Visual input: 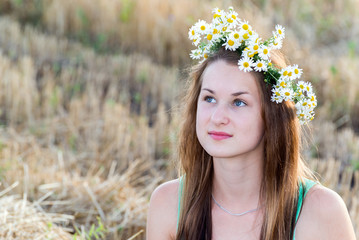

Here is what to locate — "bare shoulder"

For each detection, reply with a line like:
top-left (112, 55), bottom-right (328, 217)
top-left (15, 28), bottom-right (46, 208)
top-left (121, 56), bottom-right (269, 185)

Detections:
top-left (295, 184), bottom-right (356, 240)
top-left (146, 178), bottom-right (181, 240)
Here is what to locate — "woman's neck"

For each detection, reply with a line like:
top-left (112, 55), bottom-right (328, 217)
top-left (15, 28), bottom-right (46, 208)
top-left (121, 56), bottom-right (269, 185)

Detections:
top-left (212, 154), bottom-right (263, 212)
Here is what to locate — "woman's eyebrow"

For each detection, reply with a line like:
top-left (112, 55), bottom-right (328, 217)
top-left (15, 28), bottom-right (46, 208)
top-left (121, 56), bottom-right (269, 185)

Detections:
top-left (231, 91), bottom-right (249, 96)
top-left (201, 88), bottom-right (249, 96)
top-left (202, 88), bottom-right (214, 94)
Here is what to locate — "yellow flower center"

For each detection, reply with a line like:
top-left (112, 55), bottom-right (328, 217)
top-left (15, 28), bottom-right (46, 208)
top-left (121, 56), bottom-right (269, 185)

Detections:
top-left (232, 14), bottom-right (236, 19)
top-left (257, 63), bottom-right (263, 67)
top-left (204, 53), bottom-right (208, 59)
top-left (263, 49), bottom-right (268, 54)
top-left (242, 24), bottom-right (249, 30)
top-left (201, 25), bottom-right (206, 31)
top-left (302, 102), bottom-right (307, 106)
top-left (213, 29), bottom-right (219, 34)
top-left (253, 45), bottom-right (259, 50)
top-left (234, 33), bottom-right (240, 39)
top-left (268, 62), bottom-right (272, 66)
top-left (213, 14), bottom-right (220, 19)
top-left (191, 30), bottom-right (195, 36)
top-left (207, 34), bottom-right (212, 40)
top-left (243, 33), bottom-right (249, 39)
top-left (278, 29), bottom-right (282, 35)
top-left (280, 81), bottom-right (286, 87)
top-left (294, 68), bottom-right (299, 74)
top-left (285, 92), bottom-right (290, 96)
top-left (283, 71), bottom-right (288, 76)
top-left (243, 62), bottom-right (249, 68)
top-left (275, 92), bottom-right (280, 96)
top-left (222, 27), bottom-right (227, 31)
top-left (227, 18), bottom-right (234, 23)
top-left (299, 84), bottom-right (304, 89)
top-left (311, 96), bottom-right (315, 101)
top-left (228, 40), bottom-right (235, 46)
top-left (288, 72), bottom-right (292, 77)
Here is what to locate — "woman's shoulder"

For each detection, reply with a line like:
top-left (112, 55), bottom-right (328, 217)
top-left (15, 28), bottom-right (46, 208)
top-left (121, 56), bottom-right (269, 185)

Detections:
top-left (295, 184), bottom-right (356, 239)
top-left (146, 178), bottom-right (181, 240)
top-left (152, 178), bottom-right (181, 199)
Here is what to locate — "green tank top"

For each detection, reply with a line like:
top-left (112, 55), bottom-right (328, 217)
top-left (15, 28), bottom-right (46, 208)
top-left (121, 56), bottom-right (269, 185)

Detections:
top-left (176, 177), bottom-right (317, 239)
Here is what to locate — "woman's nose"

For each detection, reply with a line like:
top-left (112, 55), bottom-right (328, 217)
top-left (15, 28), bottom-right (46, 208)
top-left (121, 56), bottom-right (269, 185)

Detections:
top-left (210, 104), bottom-right (230, 125)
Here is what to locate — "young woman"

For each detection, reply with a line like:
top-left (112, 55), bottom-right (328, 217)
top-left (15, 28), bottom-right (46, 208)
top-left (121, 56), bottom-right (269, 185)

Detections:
top-left (147, 7), bottom-right (356, 240)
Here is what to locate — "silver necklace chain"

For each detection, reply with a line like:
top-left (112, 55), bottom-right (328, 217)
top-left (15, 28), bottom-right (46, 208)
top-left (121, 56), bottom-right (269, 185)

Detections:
top-left (211, 194), bottom-right (259, 217)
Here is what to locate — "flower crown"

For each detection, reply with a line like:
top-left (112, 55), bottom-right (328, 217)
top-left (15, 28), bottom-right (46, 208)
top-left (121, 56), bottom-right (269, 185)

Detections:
top-left (188, 7), bottom-right (317, 124)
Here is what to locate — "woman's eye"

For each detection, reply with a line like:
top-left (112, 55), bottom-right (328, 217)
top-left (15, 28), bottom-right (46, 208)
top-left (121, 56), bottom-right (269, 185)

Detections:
top-left (233, 99), bottom-right (246, 107)
top-left (204, 96), bottom-right (216, 103)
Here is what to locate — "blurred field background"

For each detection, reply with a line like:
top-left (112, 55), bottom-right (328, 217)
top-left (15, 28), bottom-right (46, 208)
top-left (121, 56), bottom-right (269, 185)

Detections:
top-left (0, 0), bottom-right (358, 239)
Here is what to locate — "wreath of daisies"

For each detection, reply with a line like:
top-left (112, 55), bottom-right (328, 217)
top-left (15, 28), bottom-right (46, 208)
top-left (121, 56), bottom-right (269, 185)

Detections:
top-left (188, 7), bottom-right (317, 124)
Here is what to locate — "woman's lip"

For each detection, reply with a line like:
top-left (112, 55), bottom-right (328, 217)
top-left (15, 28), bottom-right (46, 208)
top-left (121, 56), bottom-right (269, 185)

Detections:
top-left (208, 131), bottom-right (233, 140)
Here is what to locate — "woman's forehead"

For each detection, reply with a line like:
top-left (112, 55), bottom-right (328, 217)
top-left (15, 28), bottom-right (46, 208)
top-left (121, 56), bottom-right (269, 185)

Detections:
top-left (201, 60), bottom-right (259, 95)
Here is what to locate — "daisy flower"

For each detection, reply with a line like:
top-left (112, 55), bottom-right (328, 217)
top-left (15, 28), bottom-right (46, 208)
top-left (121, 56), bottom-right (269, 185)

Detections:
top-left (212, 7), bottom-right (222, 15)
top-left (241, 32), bottom-right (250, 41)
top-left (271, 95), bottom-right (283, 104)
top-left (188, 26), bottom-right (199, 40)
top-left (308, 93), bottom-right (317, 106)
top-left (295, 106), bottom-right (310, 124)
top-left (247, 30), bottom-right (258, 40)
top-left (195, 20), bottom-right (209, 35)
top-left (274, 24), bottom-right (285, 39)
top-left (190, 49), bottom-right (202, 60)
top-left (282, 88), bottom-right (294, 101)
top-left (292, 64), bottom-right (303, 79)
top-left (254, 60), bottom-right (267, 72)
top-left (248, 42), bottom-right (261, 56)
top-left (297, 81), bottom-right (306, 92)
top-left (271, 88), bottom-right (284, 103)
top-left (239, 20), bottom-right (252, 32)
top-left (303, 82), bottom-right (313, 93)
top-left (238, 56), bottom-right (254, 72)
top-left (258, 45), bottom-right (270, 60)
top-left (192, 37), bottom-right (201, 46)
top-left (223, 36), bottom-right (240, 51)
top-left (225, 10), bottom-right (239, 27)
top-left (229, 31), bottom-right (242, 42)
top-left (276, 77), bottom-right (289, 88)
top-left (280, 67), bottom-right (293, 79)
top-left (271, 37), bottom-right (283, 49)
top-left (229, 11), bottom-right (238, 21)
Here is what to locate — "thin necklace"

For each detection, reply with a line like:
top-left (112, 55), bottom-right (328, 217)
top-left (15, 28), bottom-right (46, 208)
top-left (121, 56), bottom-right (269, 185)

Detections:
top-left (211, 194), bottom-right (259, 217)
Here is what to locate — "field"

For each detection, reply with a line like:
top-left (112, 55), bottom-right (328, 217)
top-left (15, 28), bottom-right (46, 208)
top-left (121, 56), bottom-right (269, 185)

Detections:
top-left (0, 0), bottom-right (358, 239)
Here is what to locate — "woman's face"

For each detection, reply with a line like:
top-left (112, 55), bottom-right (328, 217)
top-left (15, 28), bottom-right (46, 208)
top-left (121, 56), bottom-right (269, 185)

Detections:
top-left (196, 60), bottom-right (265, 160)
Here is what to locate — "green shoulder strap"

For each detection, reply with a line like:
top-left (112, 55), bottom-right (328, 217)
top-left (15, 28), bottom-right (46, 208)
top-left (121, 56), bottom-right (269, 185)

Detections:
top-left (177, 176), bottom-right (184, 231)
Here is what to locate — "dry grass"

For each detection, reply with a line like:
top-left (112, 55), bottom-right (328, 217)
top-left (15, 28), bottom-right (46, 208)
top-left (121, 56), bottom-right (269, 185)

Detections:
top-left (0, 127), bottom-right (164, 239)
top-left (0, 188), bottom-right (74, 239)
top-left (0, 16), bottom-right (178, 238)
top-left (0, 0), bottom-right (358, 239)
top-left (308, 158), bottom-right (359, 237)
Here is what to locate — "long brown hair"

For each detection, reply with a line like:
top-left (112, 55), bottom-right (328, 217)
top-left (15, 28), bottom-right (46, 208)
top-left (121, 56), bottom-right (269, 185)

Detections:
top-left (176, 48), bottom-right (312, 240)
